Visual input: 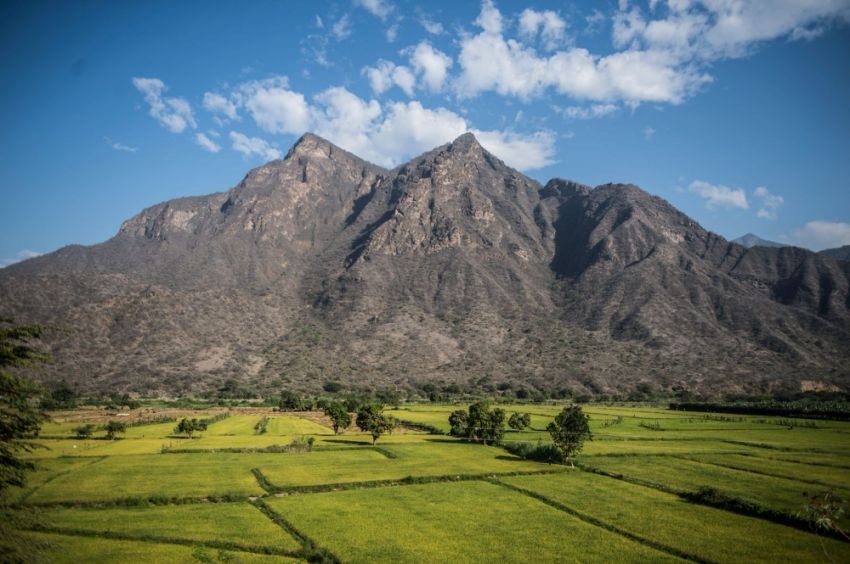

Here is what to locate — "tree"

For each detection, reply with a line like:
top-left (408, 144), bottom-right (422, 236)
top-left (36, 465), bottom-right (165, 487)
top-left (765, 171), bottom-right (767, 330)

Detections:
top-left (508, 412), bottom-right (531, 431)
top-left (0, 318), bottom-right (49, 562)
top-left (448, 401), bottom-right (506, 445)
top-left (73, 424), bottom-right (96, 439)
top-left (323, 401), bottom-right (352, 435)
top-left (173, 417), bottom-right (207, 438)
top-left (103, 420), bottom-right (127, 440)
top-left (547, 404), bottom-right (592, 465)
top-left (355, 405), bottom-right (395, 445)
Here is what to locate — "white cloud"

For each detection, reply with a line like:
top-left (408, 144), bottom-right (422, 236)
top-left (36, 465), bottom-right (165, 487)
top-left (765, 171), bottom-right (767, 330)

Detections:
top-left (103, 136), bottom-right (137, 152)
top-left (202, 92), bottom-right (239, 121)
top-left (689, 180), bottom-right (748, 210)
top-left (420, 16), bottom-right (444, 35)
top-left (237, 76), bottom-right (311, 135)
top-left (474, 0), bottom-right (504, 34)
top-left (409, 42), bottom-right (453, 92)
top-left (354, 0), bottom-right (393, 20)
top-left (561, 104), bottom-right (618, 119)
top-left (195, 132), bottom-right (222, 153)
top-left (455, 3), bottom-right (711, 104)
top-left (471, 128), bottom-right (556, 170)
top-left (1, 249), bottom-right (43, 268)
top-left (754, 186), bottom-right (784, 220)
top-left (789, 220), bottom-right (850, 251)
top-left (518, 8), bottom-right (568, 50)
top-left (332, 14), bottom-right (352, 40)
top-left (585, 9), bottom-right (606, 34)
top-left (132, 77), bottom-right (196, 133)
top-left (229, 131), bottom-right (281, 161)
top-left (643, 125), bottom-right (656, 140)
top-left (386, 23), bottom-right (399, 42)
top-left (362, 60), bottom-right (416, 96)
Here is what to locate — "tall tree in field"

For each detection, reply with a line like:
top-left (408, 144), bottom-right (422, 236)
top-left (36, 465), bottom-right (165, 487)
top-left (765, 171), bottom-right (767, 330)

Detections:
top-left (323, 401), bottom-right (352, 435)
top-left (448, 401), bottom-right (506, 445)
top-left (0, 317), bottom-right (49, 562)
top-left (547, 405), bottom-right (592, 466)
top-left (355, 405), bottom-right (395, 445)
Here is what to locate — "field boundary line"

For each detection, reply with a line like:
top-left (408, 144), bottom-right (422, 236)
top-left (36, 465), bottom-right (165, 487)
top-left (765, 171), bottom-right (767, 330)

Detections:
top-left (19, 456), bottom-right (108, 504)
top-left (25, 524), bottom-right (301, 558)
top-left (489, 479), bottom-right (713, 563)
top-left (259, 468), bottom-right (567, 495)
top-left (251, 498), bottom-right (340, 563)
top-left (20, 493), bottom-right (251, 509)
top-left (671, 455), bottom-right (850, 491)
top-left (735, 451), bottom-right (850, 471)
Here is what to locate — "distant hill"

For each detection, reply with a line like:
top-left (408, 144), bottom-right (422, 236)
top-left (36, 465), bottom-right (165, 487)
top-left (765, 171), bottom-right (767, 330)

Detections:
top-left (2, 133), bottom-right (849, 396)
top-left (820, 245), bottom-right (850, 261)
top-left (732, 233), bottom-right (785, 248)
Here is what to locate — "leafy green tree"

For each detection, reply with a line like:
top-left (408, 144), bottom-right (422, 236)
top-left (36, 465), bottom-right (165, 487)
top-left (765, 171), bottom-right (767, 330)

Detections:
top-left (355, 405), bottom-right (395, 445)
top-left (103, 420), bottom-right (127, 440)
top-left (508, 412), bottom-right (531, 431)
top-left (279, 390), bottom-right (309, 411)
top-left (173, 417), bottom-right (207, 438)
top-left (323, 401), bottom-right (352, 435)
top-left (547, 405), bottom-right (592, 465)
top-left (448, 401), bottom-right (506, 445)
top-left (73, 424), bottom-right (96, 439)
top-left (0, 318), bottom-right (49, 562)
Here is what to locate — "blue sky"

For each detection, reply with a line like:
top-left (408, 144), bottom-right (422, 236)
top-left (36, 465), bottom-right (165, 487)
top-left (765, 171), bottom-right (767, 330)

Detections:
top-left (2, 0), bottom-right (850, 266)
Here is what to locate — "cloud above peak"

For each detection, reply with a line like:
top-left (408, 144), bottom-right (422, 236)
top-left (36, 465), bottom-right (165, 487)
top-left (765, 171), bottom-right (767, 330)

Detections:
top-left (132, 77), bottom-right (196, 133)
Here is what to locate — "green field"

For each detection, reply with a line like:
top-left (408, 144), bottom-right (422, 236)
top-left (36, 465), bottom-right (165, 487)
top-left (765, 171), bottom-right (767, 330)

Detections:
top-left (10, 405), bottom-right (850, 562)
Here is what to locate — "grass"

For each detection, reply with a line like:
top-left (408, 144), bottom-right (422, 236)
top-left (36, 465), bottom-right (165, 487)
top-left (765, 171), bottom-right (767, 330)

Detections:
top-left (39, 501), bottom-right (301, 552)
top-left (16, 404), bottom-right (850, 563)
top-left (499, 471), bottom-right (850, 563)
top-left (23, 531), bottom-right (298, 563)
top-left (265, 481), bottom-right (682, 563)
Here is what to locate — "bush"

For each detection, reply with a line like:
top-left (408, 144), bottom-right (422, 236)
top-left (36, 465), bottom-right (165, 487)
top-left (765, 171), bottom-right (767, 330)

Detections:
top-left (503, 441), bottom-right (563, 463)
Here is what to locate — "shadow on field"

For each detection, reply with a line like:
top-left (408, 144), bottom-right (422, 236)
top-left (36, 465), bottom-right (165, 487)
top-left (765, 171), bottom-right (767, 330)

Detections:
top-left (323, 439), bottom-right (374, 446)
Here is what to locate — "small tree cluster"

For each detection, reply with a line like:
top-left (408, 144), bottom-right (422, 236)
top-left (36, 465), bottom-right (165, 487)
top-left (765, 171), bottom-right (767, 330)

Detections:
top-left (356, 405), bottom-right (395, 445)
top-left (173, 418), bottom-right (207, 438)
top-left (323, 401), bottom-right (352, 435)
top-left (448, 401), bottom-right (506, 445)
top-left (73, 424), bottom-right (96, 439)
top-left (546, 405), bottom-right (591, 465)
top-left (103, 420), bottom-right (127, 440)
top-left (508, 412), bottom-right (531, 431)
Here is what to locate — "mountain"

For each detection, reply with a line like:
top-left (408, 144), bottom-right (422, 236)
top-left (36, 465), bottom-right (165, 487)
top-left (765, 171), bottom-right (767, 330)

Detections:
top-left (731, 233), bottom-right (785, 248)
top-left (820, 245), bottom-right (850, 261)
top-left (2, 133), bottom-right (849, 397)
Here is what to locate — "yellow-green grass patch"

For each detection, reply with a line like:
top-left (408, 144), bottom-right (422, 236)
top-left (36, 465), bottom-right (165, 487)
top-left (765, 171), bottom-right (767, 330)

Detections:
top-left (500, 471), bottom-right (850, 563)
top-left (264, 415), bottom-right (333, 436)
top-left (203, 415), bottom-right (266, 436)
top-left (22, 532), bottom-right (297, 563)
top-left (40, 501), bottom-right (301, 552)
top-left (27, 453), bottom-right (268, 503)
top-left (266, 480), bottom-right (681, 563)
top-left (258, 442), bottom-right (547, 488)
top-left (685, 453), bottom-right (850, 490)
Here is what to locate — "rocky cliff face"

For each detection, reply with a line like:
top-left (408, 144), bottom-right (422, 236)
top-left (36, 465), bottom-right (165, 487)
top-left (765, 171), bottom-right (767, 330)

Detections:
top-left (2, 133), bottom-right (849, 395)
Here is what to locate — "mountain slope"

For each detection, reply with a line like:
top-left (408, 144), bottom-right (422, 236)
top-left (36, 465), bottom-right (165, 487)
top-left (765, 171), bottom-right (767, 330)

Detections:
top-left (2, 133), bottom-right (849, 396)
top-left (732, 233), bottom-right (784, 248)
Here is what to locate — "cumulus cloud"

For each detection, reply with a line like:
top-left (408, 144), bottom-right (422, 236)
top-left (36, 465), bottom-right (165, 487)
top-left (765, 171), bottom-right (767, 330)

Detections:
top-left (229, 131), bottom-right (281, 161)
top-left (753, 186), bottom-right (784, 220)
top-left (518, 8), bottom-right (568, 50)
top-left (454, 3), bottom-right (711, 104)
top-left (560, 104), bottom-right (618, 119)
top-left (203, 92), bottom-right (239, 121)
top-left (1, 249), bottom-right (43, 268)
top-left (195, 132), bottom-right (222, 152)
top-left (689, 180), bottom-right (748, 210)
top-left (103, 136), bottom-right (137, 152)
top-left (788, 220), bottom-right (850, 251)
top-left (420, 15), bottom-right (444, 35)
top-left (409, 42), bottom-right (453, 92)
top-left (385, 23), bottom-right (399, 42)
top-left (362, 61), bottom-right (416, 96)
top-left (354, 0), bottom-right (393, 20)
top-left (237, 76), bottom-right (312, 135)
top-left (471, 129), bottom-right (556, 170)
top-left (132, 77), bottom-right (196, 133)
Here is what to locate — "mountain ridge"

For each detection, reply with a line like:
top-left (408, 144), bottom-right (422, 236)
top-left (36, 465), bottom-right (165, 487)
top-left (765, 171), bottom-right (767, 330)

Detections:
top-left (2, 132), bottom-right (849, 396)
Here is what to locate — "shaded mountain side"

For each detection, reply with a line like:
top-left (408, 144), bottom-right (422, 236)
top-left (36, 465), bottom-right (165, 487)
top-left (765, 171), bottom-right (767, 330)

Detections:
top-left (820, 245), bottom-right (850, 261)
top-left (2, 132), bottom-right (849, 396)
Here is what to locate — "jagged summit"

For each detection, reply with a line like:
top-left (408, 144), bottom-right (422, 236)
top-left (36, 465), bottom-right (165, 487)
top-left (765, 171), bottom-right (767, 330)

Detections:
top-left (2, 134), bottom-right (849, 395)
top-left (732, 233), bottom-right (784, 248)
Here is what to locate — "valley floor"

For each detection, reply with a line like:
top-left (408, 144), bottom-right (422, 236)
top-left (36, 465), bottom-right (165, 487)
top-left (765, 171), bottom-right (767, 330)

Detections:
top-left (12, 404), bottom-right (850, 563)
